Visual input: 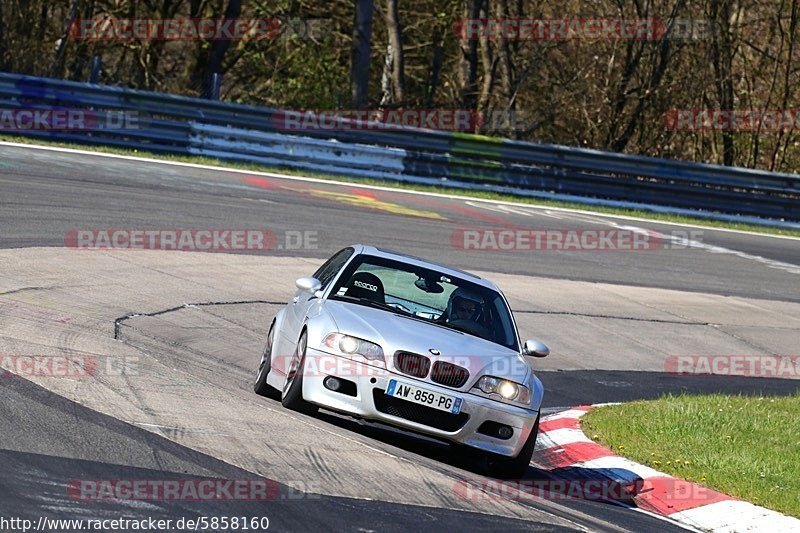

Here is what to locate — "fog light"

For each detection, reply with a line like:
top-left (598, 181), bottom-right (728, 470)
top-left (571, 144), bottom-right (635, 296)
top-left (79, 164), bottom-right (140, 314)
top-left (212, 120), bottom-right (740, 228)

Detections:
top-left (497, 426), bottom-right (514, 439)
top-left (477, 421), bottom-right (515, 440)
top-left (324, 376), bottom-right (341, 392)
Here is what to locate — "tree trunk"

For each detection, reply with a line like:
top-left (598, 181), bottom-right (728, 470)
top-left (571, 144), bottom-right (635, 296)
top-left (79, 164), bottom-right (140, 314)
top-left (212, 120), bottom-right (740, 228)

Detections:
top-left (185, 0), bottom-right (213, 93)
top-left (351, 0), bottom-right (375, 108)
top-left (49, 0), bottom-right (82, 78)
top-left (380, 41), bottom-right (394, 105)
top-left (458, 0), bottom-right (482, 110)
top-left (769, 0), bottom-right (797, 171)
top-left (496, 0), bottom-right (513, 105)
top-left (0, 3), bottom-right (6, 71)
top-left (477, 0), bottom-right (495, 129)
top-left (424, 25), bottom-right (444, 107)
top-left (200, 0), bottom-right (242, 97)
top-left (385, 0), bottom-right (404, 103)
top-left (68, 0), bottom-right (96, 80)
top-left (710, 0), bottom-right (735, 166)
top-left (38, 2), bottom-right (49, 40)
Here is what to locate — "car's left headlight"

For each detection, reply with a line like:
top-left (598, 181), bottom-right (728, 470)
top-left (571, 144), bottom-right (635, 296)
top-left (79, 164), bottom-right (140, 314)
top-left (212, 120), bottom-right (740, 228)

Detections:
top-left (473, 375), bottom-right (531, 406)
top-left (323, 333), bottom-right (384, 362)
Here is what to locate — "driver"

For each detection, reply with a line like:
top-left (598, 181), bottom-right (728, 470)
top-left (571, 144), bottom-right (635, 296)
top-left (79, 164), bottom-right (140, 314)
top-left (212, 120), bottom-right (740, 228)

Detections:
top-left (446, 287), bottom-right (485, 323)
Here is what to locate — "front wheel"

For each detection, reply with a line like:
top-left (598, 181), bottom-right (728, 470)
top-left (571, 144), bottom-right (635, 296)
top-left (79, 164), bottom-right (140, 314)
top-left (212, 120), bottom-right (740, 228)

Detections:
top-left (254, 322), bottom-right (280, 399)
top-left (281, 330), bottom-right (318, 415)
top-left (486, 414), bottom-right (539, 479)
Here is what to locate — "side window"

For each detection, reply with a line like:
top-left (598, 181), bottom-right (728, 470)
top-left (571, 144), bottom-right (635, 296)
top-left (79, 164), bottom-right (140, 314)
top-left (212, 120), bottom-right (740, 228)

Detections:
top-left (313, 247), bottom-right (354, 290)
top-left (489, 296), bottom-right (517, 350)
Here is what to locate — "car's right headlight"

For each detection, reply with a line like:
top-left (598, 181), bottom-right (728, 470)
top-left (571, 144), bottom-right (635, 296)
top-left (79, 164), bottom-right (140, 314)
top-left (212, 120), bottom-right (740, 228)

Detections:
top-left (323, 333), bottom-right (385, 362)
top-left (473, 375), bottom-right (531, 406)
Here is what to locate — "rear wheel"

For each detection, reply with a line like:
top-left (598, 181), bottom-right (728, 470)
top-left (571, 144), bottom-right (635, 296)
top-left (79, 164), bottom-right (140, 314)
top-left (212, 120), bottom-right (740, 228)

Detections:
top-left (281, 330), bottom-right (318, 415)
top-left (486, 414), bottom-right (539, 479)
top-left (253, 322), bottom-right (280, 399)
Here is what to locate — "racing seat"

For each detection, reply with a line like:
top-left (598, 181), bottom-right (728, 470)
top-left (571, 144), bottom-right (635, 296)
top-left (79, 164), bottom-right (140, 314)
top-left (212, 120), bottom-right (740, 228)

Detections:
top-left (345, 272), bottom-right (386, 304)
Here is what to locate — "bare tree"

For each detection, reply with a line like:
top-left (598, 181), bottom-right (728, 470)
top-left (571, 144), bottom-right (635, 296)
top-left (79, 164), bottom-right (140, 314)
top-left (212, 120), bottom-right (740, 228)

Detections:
top-left (352, 0), bottom-right (375, 108)
top-left (380, 0), bottom-right (404, 105)
top-left (198, 0), bottom-right (242, 97)
top-left (709, 0), bottom-right (735, 165)
top-left (185, 0), bottom-right (216, 93)
top-left (601, 0), bottom-right (686, 153)
top-left (769, 1), bottom-right (798, 170)
top-left (495, 0), bottom-right (513, 108)
top-left (3, 0), bottom-right (799, 171)
top-left (68, 0), bottom-right (97, 80)
top-left (477, 0), bottom-right (496, 121)
top-left (49, 0), bottom-right (82, 78)
top-left (423, 24), bottom-right (444, 107)
top-left (458, 0), bottom-right (482, 110)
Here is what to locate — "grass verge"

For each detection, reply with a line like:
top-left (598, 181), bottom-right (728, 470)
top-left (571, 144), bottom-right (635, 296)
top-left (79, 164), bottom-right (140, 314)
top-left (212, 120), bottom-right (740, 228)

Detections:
top-left (1, 134), bottom-right (799, 238)
top-left (581, 393), bottom-right (800, 518)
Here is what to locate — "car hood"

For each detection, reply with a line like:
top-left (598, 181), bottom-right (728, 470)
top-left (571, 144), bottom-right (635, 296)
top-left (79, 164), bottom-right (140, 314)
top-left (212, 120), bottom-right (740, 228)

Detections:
top-left (322, 300), bottom-right (530, 389)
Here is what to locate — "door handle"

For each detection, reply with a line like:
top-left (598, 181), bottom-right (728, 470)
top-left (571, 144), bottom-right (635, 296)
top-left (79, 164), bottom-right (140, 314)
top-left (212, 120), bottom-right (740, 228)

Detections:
top-left (292, 296), bottom-right (300, 304)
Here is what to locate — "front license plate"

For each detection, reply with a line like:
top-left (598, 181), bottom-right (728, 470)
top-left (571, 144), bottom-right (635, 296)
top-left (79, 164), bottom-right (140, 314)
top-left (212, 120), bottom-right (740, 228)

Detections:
top-left (386, 379), bottom-right (463, 414)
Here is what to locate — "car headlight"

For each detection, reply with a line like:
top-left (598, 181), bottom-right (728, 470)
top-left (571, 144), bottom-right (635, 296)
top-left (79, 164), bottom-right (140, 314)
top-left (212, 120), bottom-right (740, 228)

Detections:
top-left (323, 333), bottom-right (384, 362)
top-left (474, 375), bottom-right (531, 405)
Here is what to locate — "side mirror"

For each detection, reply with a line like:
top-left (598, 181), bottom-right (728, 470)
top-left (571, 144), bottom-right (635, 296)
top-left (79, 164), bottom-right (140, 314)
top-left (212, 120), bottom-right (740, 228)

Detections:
top-left (296, 277), bottom-right (322, 295)
top-left (523, 339), bottom-right (549, 358)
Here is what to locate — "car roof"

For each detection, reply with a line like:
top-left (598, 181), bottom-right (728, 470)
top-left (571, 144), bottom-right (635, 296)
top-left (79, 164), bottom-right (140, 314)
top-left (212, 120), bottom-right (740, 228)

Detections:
top-left (350, 244), bottom-right (500, 291)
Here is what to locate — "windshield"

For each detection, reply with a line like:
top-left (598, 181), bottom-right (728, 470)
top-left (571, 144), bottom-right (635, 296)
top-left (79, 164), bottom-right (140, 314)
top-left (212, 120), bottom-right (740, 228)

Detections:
top-left (329, 255), bottom-right (519, 350)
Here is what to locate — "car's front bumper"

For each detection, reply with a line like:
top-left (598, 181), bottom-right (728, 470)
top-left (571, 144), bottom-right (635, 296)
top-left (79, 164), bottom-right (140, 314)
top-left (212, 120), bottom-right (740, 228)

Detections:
top-left (301, 348), bottom-right (539, 457)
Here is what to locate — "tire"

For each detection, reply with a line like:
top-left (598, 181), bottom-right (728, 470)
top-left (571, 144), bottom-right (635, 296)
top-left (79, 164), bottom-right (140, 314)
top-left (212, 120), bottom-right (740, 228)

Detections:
top-left (281, 330), bottom-right (318, 415)
top-left (487, 414), bottom-right (540, 479)
top-left (254, 321), bottom-right (281, 399)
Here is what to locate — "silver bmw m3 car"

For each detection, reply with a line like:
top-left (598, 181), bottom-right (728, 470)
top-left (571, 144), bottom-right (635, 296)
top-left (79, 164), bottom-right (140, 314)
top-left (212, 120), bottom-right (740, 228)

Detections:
top-left (254, 244), bottom-right (549, 477)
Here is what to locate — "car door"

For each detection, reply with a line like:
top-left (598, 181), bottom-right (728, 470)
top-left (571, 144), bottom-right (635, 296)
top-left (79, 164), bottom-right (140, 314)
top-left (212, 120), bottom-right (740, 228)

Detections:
top-left (277, 247), bottom-right (355, 373)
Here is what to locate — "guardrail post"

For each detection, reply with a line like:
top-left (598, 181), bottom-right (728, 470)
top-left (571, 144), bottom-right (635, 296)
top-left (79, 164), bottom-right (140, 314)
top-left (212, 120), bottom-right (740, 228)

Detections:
top-left (89, 55), bottom-right (102, 83)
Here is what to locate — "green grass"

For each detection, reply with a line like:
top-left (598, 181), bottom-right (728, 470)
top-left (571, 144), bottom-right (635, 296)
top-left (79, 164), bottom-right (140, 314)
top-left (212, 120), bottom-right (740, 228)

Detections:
top-left (2, 134), bottom-right (799, 238)
top-left (581, 393), bottom-right (800, 518)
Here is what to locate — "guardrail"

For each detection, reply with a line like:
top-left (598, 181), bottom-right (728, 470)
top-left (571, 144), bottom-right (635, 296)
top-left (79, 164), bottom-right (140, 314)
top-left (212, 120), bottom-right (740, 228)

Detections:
top-left (1, 72), bottom-right (798, 222)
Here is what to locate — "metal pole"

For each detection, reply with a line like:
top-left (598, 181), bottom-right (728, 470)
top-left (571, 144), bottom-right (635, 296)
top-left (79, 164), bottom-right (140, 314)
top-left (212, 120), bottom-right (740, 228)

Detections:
top-left (89, 55), bottom-right (102, 83)
top-left (209, 72), bottom-right (222, 100)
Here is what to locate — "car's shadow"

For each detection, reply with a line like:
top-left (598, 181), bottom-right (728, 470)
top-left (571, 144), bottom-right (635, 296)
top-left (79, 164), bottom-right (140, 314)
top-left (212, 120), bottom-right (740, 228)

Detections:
top-left (1, 375), bottom-right (578, 532)
top-left (273, 402), bottom-right (647, 508)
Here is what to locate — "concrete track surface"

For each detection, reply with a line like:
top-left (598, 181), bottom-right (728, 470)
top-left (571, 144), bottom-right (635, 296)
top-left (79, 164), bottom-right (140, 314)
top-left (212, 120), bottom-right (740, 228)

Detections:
top-left (1, 143), bottom-right (798, 532)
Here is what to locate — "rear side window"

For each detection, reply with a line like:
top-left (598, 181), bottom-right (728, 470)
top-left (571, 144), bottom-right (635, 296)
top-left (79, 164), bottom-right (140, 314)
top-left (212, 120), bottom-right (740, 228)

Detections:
top-left (313, 247), bottom-right (355, 289)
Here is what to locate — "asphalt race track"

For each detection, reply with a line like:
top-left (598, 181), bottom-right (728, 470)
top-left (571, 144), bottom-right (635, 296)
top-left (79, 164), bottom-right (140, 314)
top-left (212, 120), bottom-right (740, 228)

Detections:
top-left (1, 143), bottom-right (798, 532)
